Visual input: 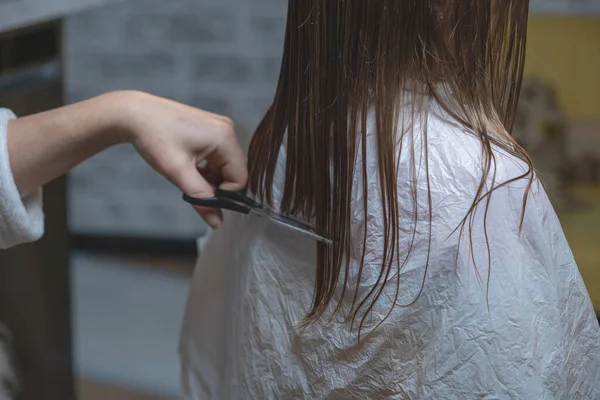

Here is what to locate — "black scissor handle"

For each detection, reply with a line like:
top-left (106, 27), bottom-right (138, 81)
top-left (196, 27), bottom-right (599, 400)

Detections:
top-left (182, 190), bottom-right (254, 215)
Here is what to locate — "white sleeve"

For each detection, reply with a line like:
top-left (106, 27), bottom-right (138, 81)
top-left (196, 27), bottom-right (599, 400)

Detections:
top-left (0, 108), bottom-right (44, 249)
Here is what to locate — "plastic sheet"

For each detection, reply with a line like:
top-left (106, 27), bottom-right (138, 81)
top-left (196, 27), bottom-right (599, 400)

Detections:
top-left (179, 103), bottom-right (600, 399)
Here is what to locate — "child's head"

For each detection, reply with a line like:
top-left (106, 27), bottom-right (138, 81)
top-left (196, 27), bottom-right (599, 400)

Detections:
top-left (248, 1), bottom-right (532, 331)
top-left (258, 1), bottom-right (528, 116)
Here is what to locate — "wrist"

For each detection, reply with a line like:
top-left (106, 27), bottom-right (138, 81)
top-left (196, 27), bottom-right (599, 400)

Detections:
top-left (92, 90), bottom-right (143, 145)
top-left (102, 90), bottom-right (151, 145)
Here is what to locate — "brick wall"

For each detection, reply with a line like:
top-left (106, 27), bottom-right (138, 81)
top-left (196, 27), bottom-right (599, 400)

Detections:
top-left (65, 0), bottom-right (285, 238)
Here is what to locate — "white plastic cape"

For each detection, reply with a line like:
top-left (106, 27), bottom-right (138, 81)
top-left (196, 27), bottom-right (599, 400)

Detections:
top-left (179, 101), bottom-right (600, 400)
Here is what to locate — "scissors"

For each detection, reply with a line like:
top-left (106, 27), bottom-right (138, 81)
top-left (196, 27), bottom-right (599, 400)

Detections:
top-left (182, 189), bottom-right (332, 244)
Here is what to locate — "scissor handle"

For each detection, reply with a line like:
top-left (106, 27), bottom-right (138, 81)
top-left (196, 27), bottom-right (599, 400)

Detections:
top-left (182, 189), bottom-right (255, 215)
top-left (215, 189), bottom-right (262, 208)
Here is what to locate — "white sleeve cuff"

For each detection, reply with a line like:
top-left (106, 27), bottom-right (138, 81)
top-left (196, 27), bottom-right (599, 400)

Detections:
top-left (0, 108), bottom-right (44, 249)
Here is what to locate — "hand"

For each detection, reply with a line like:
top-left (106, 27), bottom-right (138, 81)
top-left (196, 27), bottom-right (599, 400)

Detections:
top-left (118, 91), bottom-right (248, 228)
top-left (7, 90), bottom-right (247, 229)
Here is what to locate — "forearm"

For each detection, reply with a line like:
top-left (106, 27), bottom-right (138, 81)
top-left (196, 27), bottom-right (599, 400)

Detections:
top-left (7, 92), bottom-right (129, 196)
top-left (4, 89), bottom-right (248, 230)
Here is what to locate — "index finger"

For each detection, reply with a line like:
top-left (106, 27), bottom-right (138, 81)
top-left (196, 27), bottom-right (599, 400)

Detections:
top-left (208, 130), bottom-right (248, 191)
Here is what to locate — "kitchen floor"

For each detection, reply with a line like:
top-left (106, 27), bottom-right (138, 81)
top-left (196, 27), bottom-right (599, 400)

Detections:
top-left (71, 251), bottom-right (195, 399)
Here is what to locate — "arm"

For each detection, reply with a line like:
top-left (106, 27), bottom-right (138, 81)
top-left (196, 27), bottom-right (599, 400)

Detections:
top-left (7, 90), bottom-right (248, 228)
top-left (7, 92), bottom-right (125, 197)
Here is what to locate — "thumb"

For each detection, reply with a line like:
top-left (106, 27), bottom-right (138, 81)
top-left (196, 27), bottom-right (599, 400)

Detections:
top-left (172, 163), bottom-right (223, 229)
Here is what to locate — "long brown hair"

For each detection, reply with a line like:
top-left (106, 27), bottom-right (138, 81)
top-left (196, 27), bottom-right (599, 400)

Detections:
top-left (248, 1), bottom-right (533, 332)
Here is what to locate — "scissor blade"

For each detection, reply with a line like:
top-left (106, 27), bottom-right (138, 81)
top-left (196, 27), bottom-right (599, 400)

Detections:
top-left (249, 209), bottom-right (332, 244)
top-left (268, 214), bottom-right (333, 244)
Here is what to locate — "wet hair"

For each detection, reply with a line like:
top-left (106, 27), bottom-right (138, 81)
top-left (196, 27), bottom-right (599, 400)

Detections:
top-left (248, 0), bottom-right (533, 333)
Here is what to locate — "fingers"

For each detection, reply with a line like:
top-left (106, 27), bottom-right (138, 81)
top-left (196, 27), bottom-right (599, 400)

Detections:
top-left (208, 124), bottom-right (248, 192)
top-left (171, 160), bottom-right (224, 229)
top-left (193, 205), bottom-right (223, 230)
top-left (196, 164), bottom-right (221, 186)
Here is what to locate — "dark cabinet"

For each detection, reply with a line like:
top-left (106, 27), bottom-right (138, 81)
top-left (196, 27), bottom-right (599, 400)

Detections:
top-left (0, 20), bottom-right (74, 400)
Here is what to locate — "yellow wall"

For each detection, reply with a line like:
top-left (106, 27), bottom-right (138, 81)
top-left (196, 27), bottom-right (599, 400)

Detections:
top-left (525, 16), bottom-right (600, 118)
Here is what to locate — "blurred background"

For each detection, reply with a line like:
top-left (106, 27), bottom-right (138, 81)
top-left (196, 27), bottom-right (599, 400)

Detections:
top-left (0, 0), bottom-right (597, 399)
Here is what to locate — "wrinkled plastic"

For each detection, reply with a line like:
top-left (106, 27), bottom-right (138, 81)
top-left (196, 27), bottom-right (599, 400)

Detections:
top-left (179, 102), bottom-right (600, 399)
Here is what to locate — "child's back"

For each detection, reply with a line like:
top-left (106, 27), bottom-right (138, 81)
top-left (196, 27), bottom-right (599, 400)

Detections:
top-left (179, 99), bottom-right (599, 399)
